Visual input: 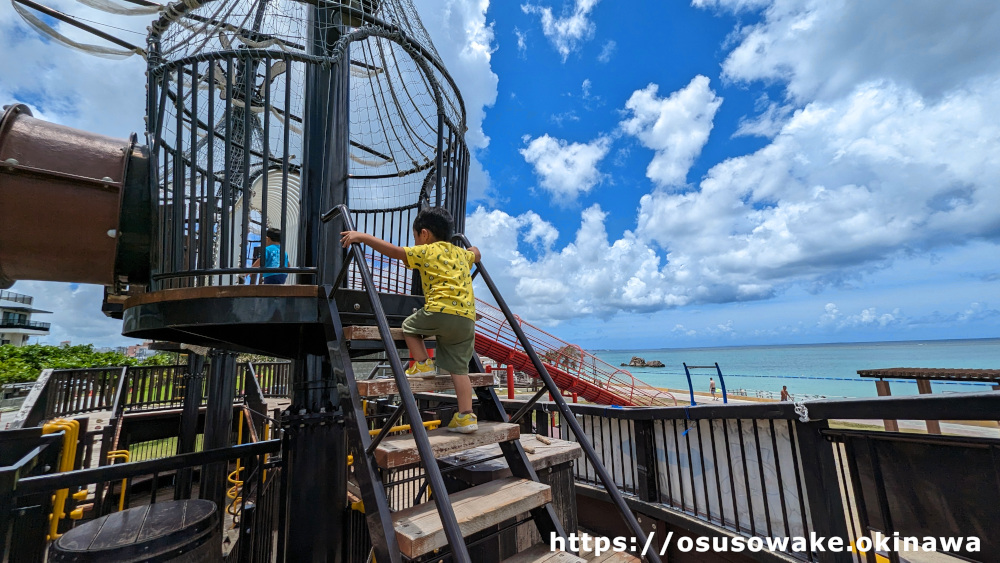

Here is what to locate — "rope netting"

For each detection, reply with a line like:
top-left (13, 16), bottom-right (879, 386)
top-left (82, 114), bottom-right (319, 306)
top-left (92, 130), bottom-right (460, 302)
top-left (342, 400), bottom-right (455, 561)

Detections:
top-left (142, 0), bottom-right (469, 285)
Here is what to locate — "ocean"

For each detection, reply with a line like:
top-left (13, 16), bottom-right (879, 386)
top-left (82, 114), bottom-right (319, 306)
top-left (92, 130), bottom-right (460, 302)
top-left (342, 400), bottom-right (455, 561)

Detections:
top-left (590, 338), bottom-right (1000, 399)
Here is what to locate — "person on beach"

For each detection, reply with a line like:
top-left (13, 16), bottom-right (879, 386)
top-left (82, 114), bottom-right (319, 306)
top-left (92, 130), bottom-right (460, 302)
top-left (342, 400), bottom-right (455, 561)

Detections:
top-left (710, 377), bottom-right (717, 400)
top-left (341, 207), bottom-right (482, 434)
top-left (780, 385), bottom-right (790, 401)
top-left (251, 227), bottom-right (289, 284)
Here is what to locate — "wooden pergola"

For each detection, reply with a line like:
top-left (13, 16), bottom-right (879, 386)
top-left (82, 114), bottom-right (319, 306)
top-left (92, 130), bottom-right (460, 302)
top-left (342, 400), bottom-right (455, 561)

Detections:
top-left (857, 367), bottom-right (1000, 433)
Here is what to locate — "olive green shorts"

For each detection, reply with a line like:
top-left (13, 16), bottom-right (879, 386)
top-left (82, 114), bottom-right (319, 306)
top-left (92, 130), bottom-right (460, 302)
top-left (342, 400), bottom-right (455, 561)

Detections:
top-left (401, 308), bottom-right (475, 375)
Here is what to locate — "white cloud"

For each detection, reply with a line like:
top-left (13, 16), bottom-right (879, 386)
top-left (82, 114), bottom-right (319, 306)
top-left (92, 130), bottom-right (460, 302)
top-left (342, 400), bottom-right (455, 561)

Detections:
top-left (414, 0), bottom-right (500, 202)
top-left (549, 110), bottom-right (579, 126)
top-left (0, 0), bottom-right (148, 137)
top-left (620, 76), bottom-right (723, 187)
top-left (514, 27), bottom-right (528, 56)
top-left (597, 39), bottom-right (616, 63)
top-left (519, 134), bottom-right (612, 204)
top-left (474, 70), bottom-right (1000, 332)
top-left (711, 0), bottom-right (1000, 102)
top-left (521, 0), bottom-right (601, 62)
top-left (817, 302), bottom-right (900, 329)
top-left (467, 205), bottom-right (686, 322)
top-left (692, 0), bottom-right (770, 12)
top-left (10, 281), bottom-right (141, 348)
top-left (636, 78), bottom-right (1000, 297)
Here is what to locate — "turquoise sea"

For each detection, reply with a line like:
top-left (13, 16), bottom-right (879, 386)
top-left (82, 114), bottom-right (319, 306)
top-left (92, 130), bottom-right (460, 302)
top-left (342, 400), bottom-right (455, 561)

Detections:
top-left (590, 338), bottom-right (1000, 399)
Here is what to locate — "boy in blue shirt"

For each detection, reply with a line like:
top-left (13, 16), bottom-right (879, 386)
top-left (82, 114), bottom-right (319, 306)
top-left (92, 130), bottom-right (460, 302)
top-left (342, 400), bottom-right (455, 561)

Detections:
top-left (252, 227), bottom-right (289, 284)
top-left (341, 208), bottom-right (481, 433)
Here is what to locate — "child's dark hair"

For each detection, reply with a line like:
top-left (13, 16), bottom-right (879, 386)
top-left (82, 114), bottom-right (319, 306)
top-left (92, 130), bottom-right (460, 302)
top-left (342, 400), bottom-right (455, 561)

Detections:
top-left (266, 227), bottom-right (282, 243)
top-left (412, 207), bottom-right (454, 242)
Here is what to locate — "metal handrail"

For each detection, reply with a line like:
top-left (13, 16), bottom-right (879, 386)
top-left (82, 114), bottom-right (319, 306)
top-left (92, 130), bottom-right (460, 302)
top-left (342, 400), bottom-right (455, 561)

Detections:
top-left (0, 289), bottom-right (33, 305)
top-left (324, 204), bottom-right (472, 563)
top-left (453, 232), bottom-right (662, 563)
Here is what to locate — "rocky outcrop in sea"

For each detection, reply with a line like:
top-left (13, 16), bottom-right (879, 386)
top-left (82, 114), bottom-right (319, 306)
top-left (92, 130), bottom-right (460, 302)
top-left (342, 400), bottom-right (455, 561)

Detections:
top-left (621, 356), bottom-right (665, 368)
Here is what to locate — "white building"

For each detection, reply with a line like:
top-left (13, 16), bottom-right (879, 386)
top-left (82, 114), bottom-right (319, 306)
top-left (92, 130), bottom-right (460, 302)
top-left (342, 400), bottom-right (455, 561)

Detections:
top-left (0, 290), bottom-right (51, 347)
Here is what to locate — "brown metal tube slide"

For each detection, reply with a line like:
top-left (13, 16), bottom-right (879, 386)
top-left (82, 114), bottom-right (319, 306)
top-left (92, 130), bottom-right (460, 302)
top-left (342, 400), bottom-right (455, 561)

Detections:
top-left (0, 104), bottom-right (150, 288)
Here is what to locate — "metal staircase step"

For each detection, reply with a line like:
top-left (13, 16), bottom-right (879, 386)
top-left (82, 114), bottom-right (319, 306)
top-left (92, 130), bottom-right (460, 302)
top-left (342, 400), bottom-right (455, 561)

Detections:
top-left (357, 373), bottom-right (496, 397)
top-left (375, 421), bottom-right (520, 469)
top-left (392, 476), bottom-right (552, 559)
top-left (501, 544), bottom-right (586, 563)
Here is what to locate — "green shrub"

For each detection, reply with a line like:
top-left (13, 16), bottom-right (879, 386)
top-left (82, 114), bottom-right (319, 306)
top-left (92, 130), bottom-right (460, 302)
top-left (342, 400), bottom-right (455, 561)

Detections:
top-left (0, 344), bottom-right (173, 385)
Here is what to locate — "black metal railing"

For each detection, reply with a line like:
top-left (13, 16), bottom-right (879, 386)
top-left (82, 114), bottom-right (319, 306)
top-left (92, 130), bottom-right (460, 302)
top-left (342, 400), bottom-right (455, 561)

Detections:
top-left (250, 361), bottom-right (291, 398)
top-left (111, 364), bottom-right (188, 412)
top-left (0, 319), bottom-right (50, 330)
top-left (0, 290), bottom-right (32, 305)
top-left (324, 204), bottom-right (473, 563)
top-left (452, 233), bottom-right (662, 563)
top-left (148, 50), bottom-right (318, 290)
top-left (14, 361), bottom-right (294, 424)
top-left (44, 367), bottom-right (125, 418)
top-left (0, 427), bottom-right (65, 562)
top-left (415, 391), bottom-right (1000, 563)
top-left (222, 463), bottom-right (284, 563)
top-left (2, 439), bottom-right (283, 562)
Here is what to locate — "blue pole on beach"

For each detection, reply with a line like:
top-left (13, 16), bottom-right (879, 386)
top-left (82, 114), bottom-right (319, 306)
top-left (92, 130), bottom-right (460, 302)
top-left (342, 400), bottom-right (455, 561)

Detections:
top-left (715, 362), bottom-right (728, 404)
top-left (682, 362), bottom-right (697, 406)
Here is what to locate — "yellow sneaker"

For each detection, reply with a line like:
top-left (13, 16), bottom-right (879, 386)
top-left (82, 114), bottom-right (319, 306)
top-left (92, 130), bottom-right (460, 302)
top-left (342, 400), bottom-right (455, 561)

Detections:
top-left (405, 359), bottom-right (436, 377)
top-left (447, 412), bottom-right (478, 434)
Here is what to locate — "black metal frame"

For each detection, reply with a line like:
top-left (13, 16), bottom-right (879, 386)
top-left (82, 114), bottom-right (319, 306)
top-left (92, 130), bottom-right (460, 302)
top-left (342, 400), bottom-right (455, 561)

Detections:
top-left (323, 205), bottom-right (470, 563)
top-left (1, 432), bottom-right (283, 563)
top-left (452, 233), bottom-right (663, 563)
top-left (417, 389), bottom-right (1000, 563)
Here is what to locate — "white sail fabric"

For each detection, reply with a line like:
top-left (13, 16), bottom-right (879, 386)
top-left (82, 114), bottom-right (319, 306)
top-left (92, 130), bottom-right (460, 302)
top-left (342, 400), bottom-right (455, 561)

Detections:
top-left (75, 0), bottom-right (161, 16)
top-left (12, 0), bottom-right (143, 59)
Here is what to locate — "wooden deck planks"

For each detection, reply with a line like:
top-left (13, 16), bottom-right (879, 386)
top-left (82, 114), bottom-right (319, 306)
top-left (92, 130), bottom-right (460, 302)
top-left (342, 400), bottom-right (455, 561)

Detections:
top-left (374, 421), bottom-right (520, 468)
top-left (342, 325), bottom-right (435, 342)
top-left (392, 477), bottom-right (551, 558)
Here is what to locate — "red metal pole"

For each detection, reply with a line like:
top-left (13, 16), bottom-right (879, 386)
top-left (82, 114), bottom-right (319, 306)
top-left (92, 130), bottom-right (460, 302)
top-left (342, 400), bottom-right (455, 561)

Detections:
top-left (507, 365), bottom-right (515, 400)
top-left (572, 392), bottom-right (578, 403)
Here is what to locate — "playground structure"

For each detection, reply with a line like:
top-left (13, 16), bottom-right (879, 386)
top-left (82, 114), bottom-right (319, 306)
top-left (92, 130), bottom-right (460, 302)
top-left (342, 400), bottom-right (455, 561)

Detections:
top-left (0, 1), bottom-right (658, 561)
top-left (4, 2), bottom-right (1000, 562)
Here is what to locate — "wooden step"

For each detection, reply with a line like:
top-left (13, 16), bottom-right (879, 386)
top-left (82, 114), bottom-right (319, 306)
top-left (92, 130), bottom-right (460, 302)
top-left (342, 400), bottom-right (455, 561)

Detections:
top-left (344, 325), bottom-right (432, 342)
top-left (375, 421), bottom-right (519, 469)
top-left (357, 373), bottom-right (496, 397)
top-left (393, 476), bottom-right (551, 559)
top-left (502, 543), bottom-right (586, 563)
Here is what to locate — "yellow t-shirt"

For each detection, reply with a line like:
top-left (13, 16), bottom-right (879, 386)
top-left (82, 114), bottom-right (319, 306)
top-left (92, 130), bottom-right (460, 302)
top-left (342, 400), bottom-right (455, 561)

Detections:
top-left (403, 241), bottom-right (477, 320)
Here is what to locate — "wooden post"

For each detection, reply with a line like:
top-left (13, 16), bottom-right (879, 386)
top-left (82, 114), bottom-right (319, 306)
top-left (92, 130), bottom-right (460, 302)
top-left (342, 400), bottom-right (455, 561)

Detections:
top-left (794, 420), bottom-right (854, 563)
top-left (875, 379), bottom-right (898, 432)
top-left (994, 384), bottom-right (999, 429)
top-left (915, 378), bottom-right (940, 434)
top-left (633, 419), bottom-right (659, 503)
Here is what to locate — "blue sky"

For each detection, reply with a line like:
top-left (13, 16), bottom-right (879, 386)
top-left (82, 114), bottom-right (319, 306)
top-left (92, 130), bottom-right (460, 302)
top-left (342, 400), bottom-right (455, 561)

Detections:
top-left (2, 0), bottom-right (999, 349)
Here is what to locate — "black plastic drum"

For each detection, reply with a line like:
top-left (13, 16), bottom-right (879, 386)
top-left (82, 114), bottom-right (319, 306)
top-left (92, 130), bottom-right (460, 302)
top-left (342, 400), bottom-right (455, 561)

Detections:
top-left (49, 499), bottom-right (219, 563)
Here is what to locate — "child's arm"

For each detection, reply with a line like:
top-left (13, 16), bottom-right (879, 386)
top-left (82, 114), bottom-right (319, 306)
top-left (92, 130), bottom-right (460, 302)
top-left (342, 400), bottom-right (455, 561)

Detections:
top-left (468, 246), bottom-right (482, 262)
top-left (340, 230), bottom-right (406, 261)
